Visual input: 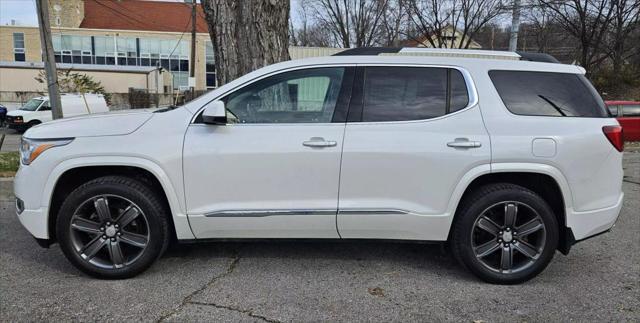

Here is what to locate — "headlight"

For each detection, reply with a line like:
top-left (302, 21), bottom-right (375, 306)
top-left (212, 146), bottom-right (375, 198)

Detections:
top-left (20, 137), bottom-right (73, 165)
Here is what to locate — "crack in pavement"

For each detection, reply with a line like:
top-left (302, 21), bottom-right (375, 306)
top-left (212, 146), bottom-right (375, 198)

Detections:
top-left (188, 300), bottom-right (282, 323)
top-left (623, 179), bottom-right (640, 185)
top-left (157, 253), bottom-right (241, 322)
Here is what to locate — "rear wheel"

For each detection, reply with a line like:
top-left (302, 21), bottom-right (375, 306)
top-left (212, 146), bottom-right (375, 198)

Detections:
top-left (56, 176), bottom-right (170, 279)
top-left (452, 183), bottom-right (558, 284)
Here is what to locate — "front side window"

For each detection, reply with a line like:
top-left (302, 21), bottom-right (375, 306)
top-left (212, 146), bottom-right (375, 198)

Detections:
top-left (489, 70), bottom-right (608, 117)
top-left (361, 67), bottom-right (469, 122)
top-left (223, 68), bottom-right (345, 124)
top-left (38, 101), bottom-right (51, 111)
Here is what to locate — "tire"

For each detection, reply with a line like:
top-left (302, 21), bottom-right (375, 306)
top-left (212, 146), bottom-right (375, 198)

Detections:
top-left (26, 120), bottom-right (41, 129)
top-left (451, 183), bottom-right (559, 284)
top-left (56, 176), bottom-right (170, 279)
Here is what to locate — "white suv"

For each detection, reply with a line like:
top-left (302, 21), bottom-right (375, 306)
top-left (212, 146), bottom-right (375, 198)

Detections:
top-left (15, 49), bottom-right (624, 284)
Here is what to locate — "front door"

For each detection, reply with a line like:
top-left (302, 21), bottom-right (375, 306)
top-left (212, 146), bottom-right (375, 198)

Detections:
top-left (337, 65), bottom-right (491, 240)
top-left (184, 67), bottom-right (353, 239)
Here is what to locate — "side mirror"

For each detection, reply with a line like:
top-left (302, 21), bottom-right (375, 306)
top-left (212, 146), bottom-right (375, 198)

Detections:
top-left (202, 100), bottom-right (227, 125)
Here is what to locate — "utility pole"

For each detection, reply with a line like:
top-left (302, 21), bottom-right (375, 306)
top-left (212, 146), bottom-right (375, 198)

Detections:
top-left (35, 0), bottom-right (63, 119)
top-left (508, 0), bottom-right (521, 52)
top-left (189, 0), bottom-right (197, 100)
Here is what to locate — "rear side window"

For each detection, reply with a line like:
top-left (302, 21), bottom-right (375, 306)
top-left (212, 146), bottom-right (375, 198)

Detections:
top-left (489, 70), bottom-right (608, 117)
top-left (622, 105), bottom-right (640, 117)
top-left (362, 67), bottom-right (469, 122)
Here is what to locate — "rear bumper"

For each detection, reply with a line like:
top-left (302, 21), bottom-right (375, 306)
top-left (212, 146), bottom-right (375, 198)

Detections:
top-left (566, 192), bottom-right (624, 241)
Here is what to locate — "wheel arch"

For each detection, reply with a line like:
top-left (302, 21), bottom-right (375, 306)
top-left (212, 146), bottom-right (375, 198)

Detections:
top-left (448, 163), bottom-right (574, 254)
top-left (45, 156), bottom-right (194, 243)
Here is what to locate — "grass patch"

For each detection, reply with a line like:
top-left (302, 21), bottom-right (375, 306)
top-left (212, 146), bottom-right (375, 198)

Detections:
top-left (0, 151), bottom-right (20, 175)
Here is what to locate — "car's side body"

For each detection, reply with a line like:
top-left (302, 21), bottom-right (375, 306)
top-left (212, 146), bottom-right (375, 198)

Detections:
top-left (15, 53), bottom-right (623, 255)
top-left (605, 100), bottom-right (640, 141)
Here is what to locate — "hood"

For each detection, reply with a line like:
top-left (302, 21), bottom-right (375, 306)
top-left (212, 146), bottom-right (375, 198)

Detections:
top-left (6, 109), bottom-right (36, 117)
top-left (24, 109), bottom-right (154, 139)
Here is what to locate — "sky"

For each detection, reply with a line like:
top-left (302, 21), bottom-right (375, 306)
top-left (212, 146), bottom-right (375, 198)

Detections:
top-left (0, 0), bottom-right (302, 27)
top-left (0, 0), bottom-right (38, 26)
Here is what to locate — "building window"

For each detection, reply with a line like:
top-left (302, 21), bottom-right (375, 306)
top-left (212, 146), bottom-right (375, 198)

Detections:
top-left (117, 37), bottom-right (137, 66)
top-left (140, 37), bottom-right (190, 89)
top-left (13, 33), bottom-right (25, 61)
top-left (48, 33), bottom-right (192, 90)
top-left (205, 41), bottom-right (216, 89)
top-left (53, 34), bottom-right (93, 64)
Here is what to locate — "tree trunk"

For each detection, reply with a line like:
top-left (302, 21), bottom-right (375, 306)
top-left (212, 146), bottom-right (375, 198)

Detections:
top-left (202, 0), bottom-right (291, 86)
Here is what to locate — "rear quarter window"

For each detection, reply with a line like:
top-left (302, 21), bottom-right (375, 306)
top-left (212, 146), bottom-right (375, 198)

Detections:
top-left (489, 70), bottom-right (608, 118)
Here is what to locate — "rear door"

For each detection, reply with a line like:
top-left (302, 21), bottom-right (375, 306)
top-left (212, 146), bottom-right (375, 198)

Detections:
top-left (337, 65), bottom-right (491, 240)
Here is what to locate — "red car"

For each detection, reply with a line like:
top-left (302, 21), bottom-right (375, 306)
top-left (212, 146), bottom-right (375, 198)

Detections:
top-left (605, 100), bottom-right (640, 141)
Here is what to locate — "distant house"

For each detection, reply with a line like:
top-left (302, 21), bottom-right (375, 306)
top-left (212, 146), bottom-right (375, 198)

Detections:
top-left (404, 26), bottom-right (482, 49)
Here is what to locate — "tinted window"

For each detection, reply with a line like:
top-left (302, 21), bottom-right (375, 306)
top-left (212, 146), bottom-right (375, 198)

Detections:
top-left (622, 105), bottom-right (640, 117)
top-left (362, 67), bottom-right (469, 122)
top-left (224, 68), bottom-right (344, 124)
top-left (489, 70), bottom-right (608, 117)
top-left (450, 70), bottom-right (469, 112)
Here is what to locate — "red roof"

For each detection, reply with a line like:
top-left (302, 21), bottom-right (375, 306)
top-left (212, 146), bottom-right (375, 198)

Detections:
top-left (80, 0), bottom-right (209, 33)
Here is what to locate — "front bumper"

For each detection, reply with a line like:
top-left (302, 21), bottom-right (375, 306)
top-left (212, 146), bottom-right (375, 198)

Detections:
top-left (14, 163), bottom-right (51, 243)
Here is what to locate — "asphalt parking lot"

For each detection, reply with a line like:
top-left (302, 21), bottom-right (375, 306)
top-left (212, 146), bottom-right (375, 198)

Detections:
top-left (1, 149), bottom-right (638, 322)
top-left (0, 127), bottom-right (21, 152)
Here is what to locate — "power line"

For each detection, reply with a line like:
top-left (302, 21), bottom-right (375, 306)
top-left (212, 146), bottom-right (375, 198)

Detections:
top-left (90, 0), bottom-right (192, 58)
top-left (169, 14), bottom-right (193, 58)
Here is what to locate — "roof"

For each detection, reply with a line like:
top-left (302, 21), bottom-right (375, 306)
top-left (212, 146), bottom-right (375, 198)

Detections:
top-left (80, 0), bottom-right (209, 33)
top-left (0, 61), bottom-right (162, 74)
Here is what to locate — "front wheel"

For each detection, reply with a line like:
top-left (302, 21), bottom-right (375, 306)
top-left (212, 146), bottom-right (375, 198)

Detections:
top-left (56, 176), bottom-right (170, 279)
top-left (451, 183), bottom-right (559, 284)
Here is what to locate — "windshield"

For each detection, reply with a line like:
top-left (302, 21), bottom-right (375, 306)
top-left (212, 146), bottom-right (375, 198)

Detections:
top-left (20, 99), bottom-right (43, 111)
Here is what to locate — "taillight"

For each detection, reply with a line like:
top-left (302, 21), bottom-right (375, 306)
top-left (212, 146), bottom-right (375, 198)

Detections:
top-left (602, 125), bottom-right (624, 152)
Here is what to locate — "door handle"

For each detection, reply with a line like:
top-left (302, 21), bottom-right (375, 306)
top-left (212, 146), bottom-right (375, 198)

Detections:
top-left (447, 139), bottom-right (482, 148)
top-left (303, 137), bottom-right (337, 148)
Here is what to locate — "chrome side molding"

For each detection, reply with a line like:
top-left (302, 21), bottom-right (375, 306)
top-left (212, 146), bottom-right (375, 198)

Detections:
top-left (203, 208), bottom-right (413, 217)
top-left (337, 209), bottom-right (411, 215)
top-left (204, 209), bottom-right (337, 217)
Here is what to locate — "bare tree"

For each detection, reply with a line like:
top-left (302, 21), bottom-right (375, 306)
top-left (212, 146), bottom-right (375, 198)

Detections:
top-left (405, 0), bottom-right (504, 49)
top-left (309, 0), bottom-right (390, 47)
top-left (290, 0), bottom-right (334, 46)
top-left (538, 0), bottom-right (616, 74)
top-left (607, 0), bottom-right (640, 77)
top-left (524, 3), bottom-right (556, 52)
top-left (379, 0), bottom-right (409, 46)
top-left (201, 0), bottom-right (291, 85)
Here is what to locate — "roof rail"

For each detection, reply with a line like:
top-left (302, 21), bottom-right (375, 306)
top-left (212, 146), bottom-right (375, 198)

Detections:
top-left (516, 51), bottom-right (561, 63)
top-left (333, 47), bottom-right (401, 56)
top-left (332, 47), bottom-right (561, 63)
